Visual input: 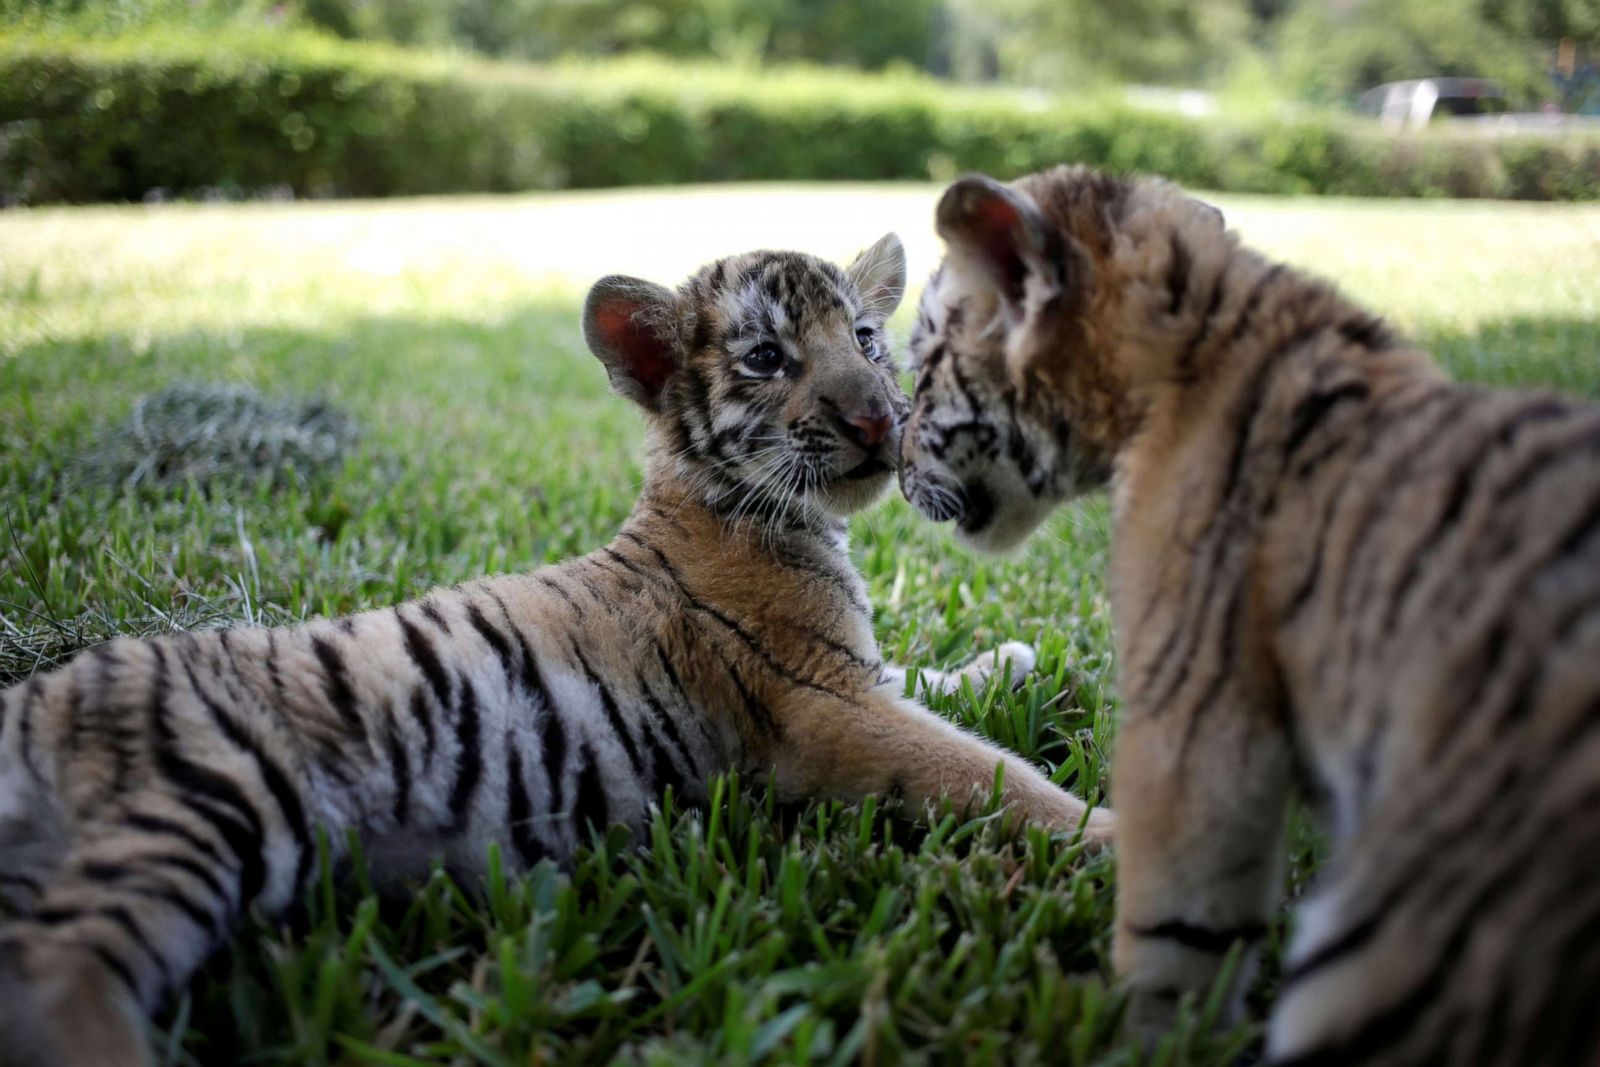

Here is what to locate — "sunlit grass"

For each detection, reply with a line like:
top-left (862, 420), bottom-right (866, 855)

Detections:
top-left (2, 184), bottom-right (1598, 1063)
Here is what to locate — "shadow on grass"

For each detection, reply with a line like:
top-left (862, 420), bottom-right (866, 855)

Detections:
top-left (1, 296), bottom-right (646, 681)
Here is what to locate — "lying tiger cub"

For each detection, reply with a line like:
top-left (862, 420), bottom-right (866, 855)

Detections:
top-left (0, 236), bottom-right (1110, 1065)
top-left (900, 166), bottom-right (1600, 1065)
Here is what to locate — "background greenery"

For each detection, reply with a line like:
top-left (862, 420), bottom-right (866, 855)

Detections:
top-left (4, 185), bottom-right (1597, 1063)
top-left (7, 0), bottom-right (1597, 104)
top-left (6, 28), bottom-right (1600, 206)
top-left (3, 0), bottom-right (1600, 204)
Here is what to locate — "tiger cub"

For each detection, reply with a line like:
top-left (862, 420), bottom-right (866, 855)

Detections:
top-left (0, 235), bottom-right (1111, 1066)
top-left (898, 166), bottom-right (1600, 1064)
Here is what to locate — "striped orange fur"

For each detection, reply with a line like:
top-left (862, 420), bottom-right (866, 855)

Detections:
top-left (900, 166), bottom-right (1600, 1065)
top-left (0, 235), bottom-right (1109, 1066)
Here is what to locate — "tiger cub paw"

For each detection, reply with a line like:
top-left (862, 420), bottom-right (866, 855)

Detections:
top-left (958, 640), bottom-right (1037, 692)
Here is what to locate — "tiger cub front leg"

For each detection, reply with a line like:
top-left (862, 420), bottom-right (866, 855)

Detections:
top-left (769, 682), bottom-right (1111, 844)
top-left (1111, 690), bottom-right (1294, 1041)
top-left (880, 641), bottom-right (1038, 698)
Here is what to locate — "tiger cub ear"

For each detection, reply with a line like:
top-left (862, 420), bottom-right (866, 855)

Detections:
top-left (846, 232), bottom-right (907, 323)
top-left (935, 174), bottom-right (1069, 321)
top-left (582, 275), bottom-right (682, 412)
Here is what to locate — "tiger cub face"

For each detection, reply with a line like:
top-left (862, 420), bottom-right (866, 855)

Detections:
top-left (900, 166), bottom-right (1223, 550)
top-left (583, 236), bottom-right (908, 524)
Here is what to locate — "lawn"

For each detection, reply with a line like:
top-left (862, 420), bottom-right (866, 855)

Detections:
top-left (3, 185), bottom-right (1599, 1065)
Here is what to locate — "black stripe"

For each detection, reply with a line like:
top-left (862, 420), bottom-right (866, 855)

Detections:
top-left (124, 813), bottom-right (230, 873)
top-left (505, 737), bottom-right (546, 868)
top-left (180, 659), bottom-right (314, 892)
top-left (1276, 776), bottom-right (1600, 1067)
top-left (465, 601), bottom-right (515, 682)
top-left (1219, 327), bottom-right (1313, 501)
top-left (537, 701), bottom-right (569, 814)
top-left (656, 633), bottom-right (723, 757)
top-left (1552, 485), bottom-right (1600, 560)
top-left (769, 544), bottom-right (870, 615)
top-left (600, 546), bottom-right (649, 583)
top-left (1128, 919), bottom-right (1266, 955)
top-left (102, 903), bottom-right (171, 986)
top-left (637, 713), bottom-right (690, 801)
top-left (574, 563), bottom-right (613, 602)
top-left (538, 574), bottom-right (577, 608)
top-left (653, 639), bottom-right (688, 701)
top-left (1222, 263), bottom-right (1284, 351)
top-left (264, 630), bottom-right (288, 706)
top-left (1379, 436), bottom-right (1494, 634)
top-left (17, 677), bottom-right (40, 779)
top-left (0, 871), bottom-right (43, 896)
top-left (570, 643), bottom-right (645, 776)
top-left (590, 553), bottom-right (645, 596)
top-left (92, 943), bottom-right (142, 999)
top-left (1280, 911), bottom-right (1384, 991)
top-left (641, 502), bottom-right (690, 536)
top-left (406, 685), bottom-right (438, 763)
top-left (1164, 234), bottom-right (1190, 314)
top-left (1280, 390), bottom-right (1464, 624)
top-left (639, 673), bottom-right (701, 779)
top-left (398, 613), bottom-right (451, 708)
top-left (1174, 269), bottom-right (1227, 383)
top-left (571, 743), bottom-right (610, 837)
top-left (728, 664), bottom-right (780, 741)
top-left (486, 588), bottom-right (551, 706)
top-left (1337, 313), bottom-right (1393, 351)
top-left (382, 711), bottom-right (412, 826)
top-left (80, 862), bottom-right (219, 937)
top-left (309, 635), bottom-right (367, 742)
top-left (145, 851), bottom-right (233, 911)
top-left (419, 598), bottom-right (451, 633)
top-left (34, 903), bottom-right (171, 990)
top-left (1375, 399), bottom-right (1587, 638)
top-left (446, 673), bottom-right (483, 830)
top-left (619, 530), bottom-right (848, 702)
top-left (148, 645), bottom-right (268, 907)
top-left (1282, 382), bottom-right (1370, 460)
top-left (64, 671), bottom-right (85, 758)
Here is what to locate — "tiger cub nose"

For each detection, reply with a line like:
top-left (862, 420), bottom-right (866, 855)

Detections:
top-left (837, 410), bottom-right (893, 448)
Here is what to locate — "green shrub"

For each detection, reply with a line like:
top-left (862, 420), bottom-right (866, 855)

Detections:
top-left (2, 29), bottom-right (1598, 203)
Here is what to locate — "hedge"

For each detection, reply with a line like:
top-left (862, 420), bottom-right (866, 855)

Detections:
top-left (3, 29), bottom-right (1599, 204)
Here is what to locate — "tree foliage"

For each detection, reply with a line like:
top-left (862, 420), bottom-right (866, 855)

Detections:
top-left (2, 0), bottom-right (1589, 107)
top-left (1277, 0), bottom-right (1552, 106)
top-left (945, 0), bottom-right (1252, 88)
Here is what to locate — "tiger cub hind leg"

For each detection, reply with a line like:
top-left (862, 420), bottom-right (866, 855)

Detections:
top-left (0, 924), bottom-right (149, 1067)
top-left (0, 787), bottom-right (69, 917)
top-left (0, 791), bottom-right (313, 1067)
top-left (880, 640), bottom-right (1038, 698)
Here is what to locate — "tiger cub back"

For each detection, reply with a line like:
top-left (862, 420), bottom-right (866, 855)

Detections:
top-left (898, 165), bottom-right (1600, 1064)
top-left (0, 234), bottom-right (1109, 1066)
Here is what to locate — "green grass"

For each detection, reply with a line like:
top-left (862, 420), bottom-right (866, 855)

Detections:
top-left (3, 185), bottom-right (1599, 1065)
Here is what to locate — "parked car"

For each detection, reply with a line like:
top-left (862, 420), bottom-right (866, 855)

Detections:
top-left (1356, 77), bottom-right (1600, 135)
top-left (1356, 78), bottom-right (1507, 129)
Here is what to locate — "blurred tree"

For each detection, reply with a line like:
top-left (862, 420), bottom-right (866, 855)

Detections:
top-left (1480, 0), bottom-right (1600, 47)
top-left (289, 0), bottom-right (938, 68)
top-left (1479, 0), bottom-right (1600, 109)
top-left (1277, 0), bottom-right (1549, 106)
top-left (945, 0), bottom-right (1252, 87)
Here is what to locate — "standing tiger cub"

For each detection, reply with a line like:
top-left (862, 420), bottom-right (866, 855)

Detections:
top-left (900, 166), bottom-right (1600, 1065)
top-left (0, 235), bottom-right (1110, 1066)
